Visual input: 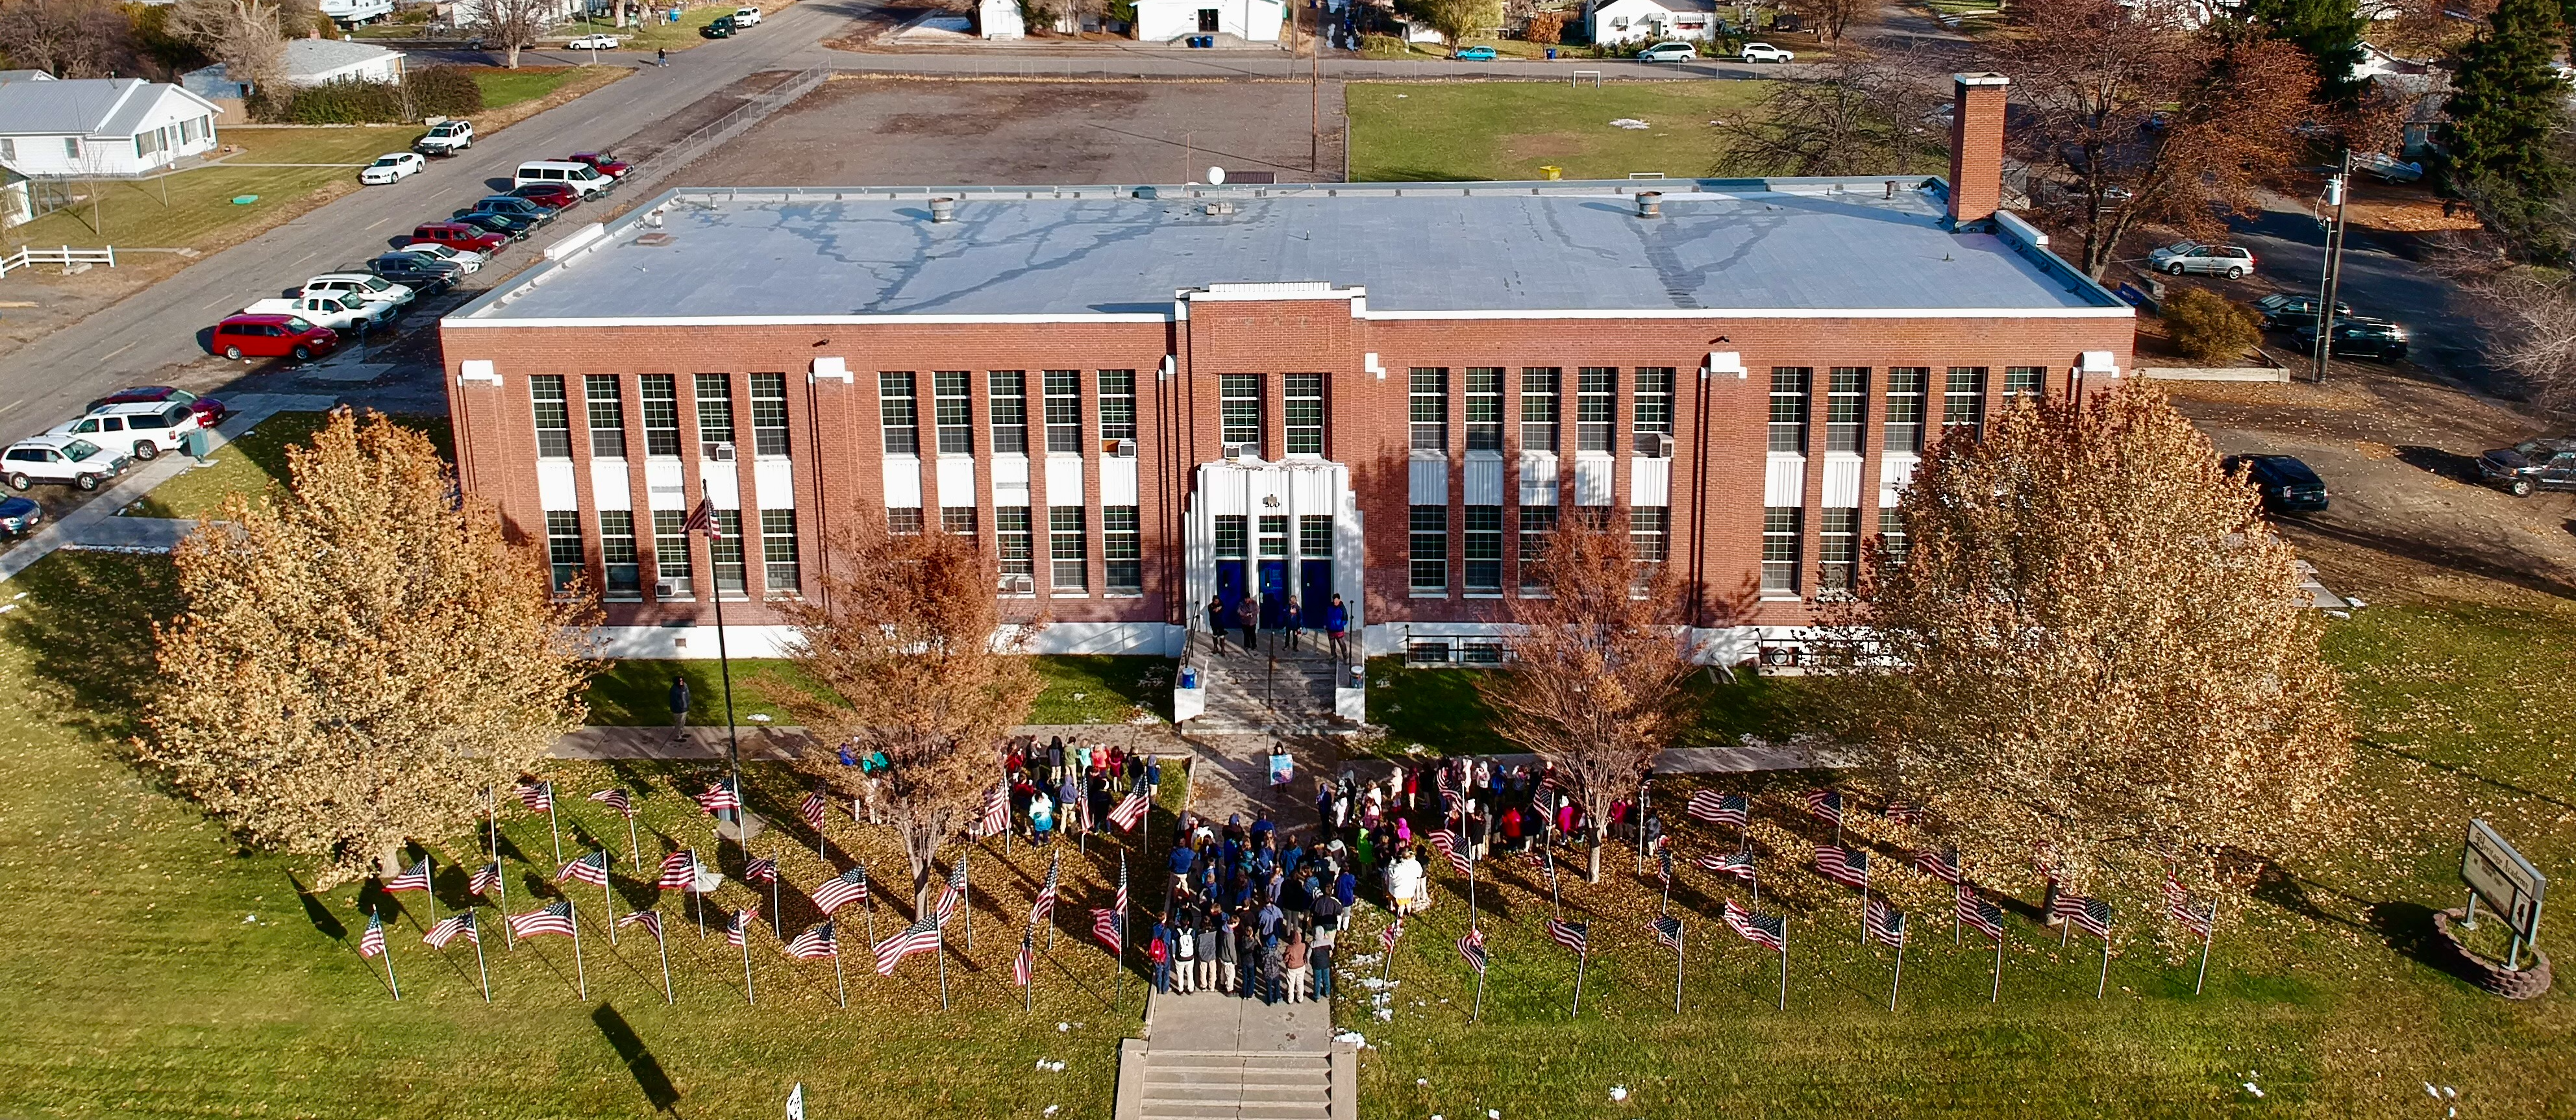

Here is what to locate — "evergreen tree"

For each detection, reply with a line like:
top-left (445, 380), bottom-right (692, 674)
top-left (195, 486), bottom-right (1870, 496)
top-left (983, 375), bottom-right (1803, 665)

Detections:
top-left (2440, 0), bottom-right (2571, 201)
top-left (2244, 0), bottom-right (2370, 108)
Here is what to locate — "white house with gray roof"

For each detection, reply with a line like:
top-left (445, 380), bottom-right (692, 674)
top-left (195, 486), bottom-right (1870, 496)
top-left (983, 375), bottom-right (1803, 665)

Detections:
top-left (0, 79), bottom-right (223, 179)
top-left (1588, 0), bottom-right (1716, 44)
top-left (183, 38), bottom-right (407, 103)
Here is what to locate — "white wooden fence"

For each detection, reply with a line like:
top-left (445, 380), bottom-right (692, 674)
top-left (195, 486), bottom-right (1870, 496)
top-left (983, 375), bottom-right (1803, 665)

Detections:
top-left (0, 245), bottom-right (116, 277)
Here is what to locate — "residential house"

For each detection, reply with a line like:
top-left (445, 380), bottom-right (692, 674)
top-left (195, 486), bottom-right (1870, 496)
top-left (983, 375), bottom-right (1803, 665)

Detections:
top-left (975, 0), bottom-right (1026, 39)
top-left (0, 79), bottom-right (223, 179)
top-left (184, 38), bottom-right (409, 104)
top-left (1588, 0), bottom-right (1716, 45)
top-left (1134, 0), bottom-right (1284, 42)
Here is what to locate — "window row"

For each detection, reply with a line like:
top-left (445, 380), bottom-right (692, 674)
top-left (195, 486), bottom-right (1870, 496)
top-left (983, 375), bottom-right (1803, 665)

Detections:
top-left (1770, 366), bottom-right (2048, 455)
top-left (1760, 507), bottom-right (1909, 597)
top-left (878, 369), bottom-right (1139, 457)
top-left (1409, 366), bottom-right (1674, 456)
top-left (884, 503), bottom-right (1145, 594)
top-left (545, 507), bottom-right (800, 600)
top-left (530, 373), bottom-right (792, 460)
top-left (1403, 505), bottom-right (1666, 595)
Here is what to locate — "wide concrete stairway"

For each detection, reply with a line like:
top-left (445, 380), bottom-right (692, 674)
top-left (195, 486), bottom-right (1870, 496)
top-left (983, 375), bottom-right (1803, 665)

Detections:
top-left (1139, 1048), bottom-right (1334, 1120)
top-left (1115, 990), bottom-right (1353, 1120)
top-left (1189, 630), bottom-right (1349, 735)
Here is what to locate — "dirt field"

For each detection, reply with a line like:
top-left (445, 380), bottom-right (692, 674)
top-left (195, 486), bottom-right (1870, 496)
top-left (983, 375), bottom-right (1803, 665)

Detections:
top-left (669, 76), bottom-right (1348, 185)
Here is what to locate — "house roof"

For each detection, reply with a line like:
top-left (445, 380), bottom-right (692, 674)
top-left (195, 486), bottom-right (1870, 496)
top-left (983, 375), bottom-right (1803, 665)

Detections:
top-left (1643, 0), bottom-right (1719, 12)
top-left (283, 38), bottom-right (402, 77)
top-left (0, 69), bottom-right (55, 85)
top-left (0, 78), bottom-right (219, 138)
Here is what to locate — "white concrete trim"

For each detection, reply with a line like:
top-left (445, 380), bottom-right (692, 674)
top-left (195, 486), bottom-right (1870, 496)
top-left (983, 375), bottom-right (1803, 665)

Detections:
top-left (1359, 306), bottom-right (2134, 321)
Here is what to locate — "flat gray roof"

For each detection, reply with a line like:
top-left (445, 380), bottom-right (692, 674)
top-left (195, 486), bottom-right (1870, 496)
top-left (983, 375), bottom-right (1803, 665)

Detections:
top-left (453, 180), bottom-right (2129, 325)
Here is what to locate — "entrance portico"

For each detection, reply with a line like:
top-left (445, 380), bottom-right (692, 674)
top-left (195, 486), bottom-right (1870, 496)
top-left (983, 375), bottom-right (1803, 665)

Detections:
top-left (1182, 456), bottom-right (1363, 643)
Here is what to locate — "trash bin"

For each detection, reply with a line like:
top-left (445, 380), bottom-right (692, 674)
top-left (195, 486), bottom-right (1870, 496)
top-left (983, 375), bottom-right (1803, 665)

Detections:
top-left (1541, 165), bottom-right (1563, 180)
top-left (180, 429), bottom-right (211, 462)
top-left (1178, 666), bottom-right (1198, 690)
top-left (1546, 47), bottom-right (1556, 58)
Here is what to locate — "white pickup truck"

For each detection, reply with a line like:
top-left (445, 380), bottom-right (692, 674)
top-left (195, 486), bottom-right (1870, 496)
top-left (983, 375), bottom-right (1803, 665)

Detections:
top-left (414, 118), bottom-right (475, 156)
top-left (245, 294), bottom-right (397, 333)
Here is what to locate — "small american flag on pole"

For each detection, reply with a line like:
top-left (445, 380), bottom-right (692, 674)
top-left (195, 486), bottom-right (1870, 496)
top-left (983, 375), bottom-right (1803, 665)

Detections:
top-left (1029, 858), bottom-right (1058, 925)
top-left (1089, 906), bottom-right (1122, 953)
top-left (656, 851), bottom-right (697, 891)
top-left (383, 858), bottom-right (432, 893)
top-left (1380, 917), bottom-right (1404, 953)
top-left (2071, 897), bottom-right (2113, 940)
top-left (1544, 918), bottom-right (1589, 954)
top-left (1013, 927), bottom-right (1035, 987)
top-left (1687, 790), bottom-right (1746, 827)
top-left (1696, 851), bottom-right (1757, 882)
top-left (557, 851), bottom-right (612, 888)
top-left (2049, 885), bottom-right (2085, 926)
top-left (1803, 789), bottom-right (1843, 827)
top-left (358, 912), bottom-right (388, 958)
top-left (1724, 899), bottom-right (1785, 951)
top-left (814, 866), bottom-right (870, 915)
top-left (726, 903), bottom-right (760, 948)
top-left (1883, 799), bottom-right (1922, 825)
top-left (1426, 829), bottom-right (1468, 877)
top-left (695, 778), bottom-right (741, 815)
top-left (875, 915), bottom-right (941, 975)
top-left (508, 901), bottom-right (576, 940)
top-left (588, 788), bottom-right (632, 816)
top-left (1456, 927), bottom-right (1488, 973)
top-left (1657, 845), bottom-right (1674, 888)
top-left (1111, 858), bottom-right (1128, 916)
top-left (1814, 844), bottom-right (1869, 890)
top-left (425, 912), bottom-right (478, 949)
top-left (934, 860), bottom-right (967, 925)
top-left (619, 910), bottom-right (663, 938)
top-left (682, 497), bottom-right (717, 537)
top-left (1957, 886), bottom-right (2003, 939)
top-left (1914, 848), bottom-right (1961, 884)
top-left (745, 857), bottom-right (778, 886)
top-left (1653, 915), bottom-right (1684, 951)
top-left (784, 921), bottom-right (838, 960)
top-left (1864, 897), bottom-right (1907, 948)
top-left (979, 782), bottom-right (1011, 838)
top-left (518, 781), bottom-right (554, 814)
top-left (2163, 878), bottom-right (2213, 934)
top-left (800, 790), bottom-right (828, 832)
top-left (468, 862), bottom-right (502, 897)
top-left (1108, 788), bottom-right (1151, 832)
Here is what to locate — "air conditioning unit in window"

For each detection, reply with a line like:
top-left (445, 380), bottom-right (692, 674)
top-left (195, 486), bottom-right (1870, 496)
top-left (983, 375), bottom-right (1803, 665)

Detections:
top-left (704, 441), bottom-right (736, 462)
top-left (1641, 432), bottom-right (1674, 458)
top-left (654, 578), bottom-right (689, 599)
top-left (1223, 443), bottom-right (1251, 460)
top-left (998, 574), bottom-right (1035, 595)
top-left (1111, 438), bottom-right (1137, 458)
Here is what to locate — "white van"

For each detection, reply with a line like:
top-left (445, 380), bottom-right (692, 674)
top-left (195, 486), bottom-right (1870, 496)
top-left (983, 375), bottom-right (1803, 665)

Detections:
top-left (513, 160), bottom-right (613, 197)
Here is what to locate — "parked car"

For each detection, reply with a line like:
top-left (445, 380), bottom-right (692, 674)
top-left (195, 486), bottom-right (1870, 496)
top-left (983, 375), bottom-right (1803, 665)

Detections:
top-left (568, 152), bottom-right (630, 179)
top-left (2295, 316), bottom-right (2409, 361)
top-left (210, 314), bottom-right (339, 362)
top-left (469, 195), bottom-right (556, 225)
top-left (51, 401), bottom-right (201, 462)
top-left (2222, 454), bottom-right (2330, 514)
top-left (2360, 152), bottom-right (2423, 184)
top-left (88, 386), bottom-right (225, 426)
top-left (513, 160), bottom-right (615, 197)
top-left (360, 152), bottom-right (425, 185)
top-left (0, 495), bottom-right (40, 536)
top-left (2252, 293), bottom-right (2351, 329)
top-left (447, 209), bottom-right (537, 238)
top-left (244, 294), bottom-right (397, 333)
top-left (1, 436), bottom-right (129, 492)
top-left (1451, 45), bottom-right (1496, 60)
top-left (733, 5), bottom-right (760, 22)
top-left (1737, 42), bottom-right (1794, 62)
top-left (508, 182), bottom-right (584, 210)
top-left (565, 32), bottom-right (621, 49)
top-left (413, 118), bottom-right (474, 155)
top-left (397, 241), bottom-right (484, 272)
top-left (304, 272), bottom-right (419, 308)
top-left (367, 253), bottom-right (464, 290)
top-left (702, 14), bottom-right (736, 36)
top-left (412, 221), bottom-right (510, 255)
top-left (2150, 241), bottom-right (2256, 278)
top-left (1636, 42), bottom-right (1697, 62)
top-left (2477, 436), bottom-right (2576, 497)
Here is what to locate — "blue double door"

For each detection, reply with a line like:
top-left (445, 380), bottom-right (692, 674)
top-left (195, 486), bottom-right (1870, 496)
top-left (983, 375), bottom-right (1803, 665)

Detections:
top-left (1217, 558), bottom-right (1332, 629)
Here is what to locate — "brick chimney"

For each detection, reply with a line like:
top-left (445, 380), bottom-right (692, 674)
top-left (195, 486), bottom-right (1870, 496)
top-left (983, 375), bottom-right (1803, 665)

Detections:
top-left (1947, 72), bottom-right (2009, 229)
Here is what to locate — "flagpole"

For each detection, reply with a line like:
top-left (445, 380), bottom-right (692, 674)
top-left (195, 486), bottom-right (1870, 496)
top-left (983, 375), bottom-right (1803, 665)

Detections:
top-left (1024, 928), bottom-right (1035, 1016)
top-left (2194, 912), bottom-right (2214, 995)
top-left (1570, 949), bottom-right (1586, 1018)
top-left (863, 864), bottom-right (876, 947)
top-left (547, 794), bottom-right (563, 865)
top-left (706, 510), bottom-right (747, 865)
top-left (1470, 961), bottom-right (1485, 1023)
top-left (1777, 920), bottom-right (1789, 1012)
top-left (1890, 933), bottom-right (1905, 1012)
top-left (570, 899), bottom-right (589, 1000)
top-left (742, 910), bottom-right (758, 1006)
top-left (962, 852), bottom-right (974, 952)
top-left (1046, 852), bottom-right (1058, 952)
top-left (937, 924), bottom-right (950, 1012)
top-left (1954, 884), bottom-right (1963, 949)
top-left (1542, 845), bottom-right (1561, 923)
top-left (603, 858), bottom-right (617, 945)
top-left (626, 810), bottom-right (641, 870)
top-left (1672, 928), bottom-right (1683, 1015)
top-left (2096, 931), bottom-right (2110, 1000)
top-left (1857, 885), bottom-right (1867, 945)
top-left (656, 917), bottom-right (674, 1004)
top-left (771, 865), bottom-right (782, 939)
top-left (834, 936), bottom-right (848, 1008)
top-left (1990, 930), bottom-right (2003, 1003)
top-left (693, 882), bottom-right (705, 937)
top-left (472, 919), bottom-right (491, 1003)
top-left (375, 906), bottom-right (401, 1001)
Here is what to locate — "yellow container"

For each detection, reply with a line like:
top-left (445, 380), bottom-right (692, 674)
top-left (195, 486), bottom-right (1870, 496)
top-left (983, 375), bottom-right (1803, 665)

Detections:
top-left (1540, 165), bottom-right (1563, 180)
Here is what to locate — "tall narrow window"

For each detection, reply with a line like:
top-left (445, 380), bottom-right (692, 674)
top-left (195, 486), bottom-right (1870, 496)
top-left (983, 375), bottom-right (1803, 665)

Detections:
top-left (1098, 370), bottom-right (1137, 444)
top-left (2003, 365), bottom-right (2047, 403)
top-left (1220, 375), bottom-right (1263, 453)
top-left (1409, 506), bottom-right (1448, 592)
top-left (532, 375), bottom-right (571, 458)
top-left (710, 509), bottom-right (746, 595)
top-left (880, 372), bottom-right (919, 454)
top-left (585, 375), bottom-right (625, 458)
top-left (599, 510), bottom-right (640, 597)
top-left (1885, 367), bottom-right (1927, 452)
top-left (1818, 508), bottom-right (1857, 592)
top-left (1464, 506), bottom-right (1503, 590)
top-left (652, 509), bottom-right (691, 593)
top-left (1521, 367), bottom-right (1560, 452)
top-left (1258, 514), bottom-right (1289, 558)
top-left (1761, 508), bottom-right (1802, 595)
top-left (545, 510), bottom-right (582, 590)
top-left (1298, 515), bottom-right (1331, 558)
top-left (1213, 514), bottom-right (1248, 558)
top-left (1409, 367), bottom-right (1448, 452)
top-left (1942, 367), bottom-right (1987, 438)
top-left (1825, 367), bottom-right (1868, 453)
top-left (641, 375), bottom-right (681, 456)
top-left (694, 373), bottom-right (734, 454)
top-left (1283, 373), bottom-right (1324, 456)
top-left (1465, 367), bottom-right (1503, 451)
top-left (1768, 367), bottom-right (1811, 453)
top-left (760, 509), bottom-right (799, 595)
top-left (1576, 367), bottom-right (1616, 453)
top-left (1044, 369), bottom-right (1084, 454)
top-left (995, 506), bottom-right (1034, 582)
top-left (941, 506), bottom-right (978, 536)
top-left (1633, 367), bottom-right (1674, 444)
top-left (934, 371), bottom-right (974, 454)
top-left (1878, 509), bottom-right (1910, 566)
top-left (887, 507), bottom-right (924, 534)
top-left (989, 371), bottom-right (1028, 454)
top-left (1050, 506), bottom-right (1087, 591)
top-left (1630, 508), bottom-right (1669, 563)
top-left (1518, 505), bottom-right (1557, 591)
top-left (749, 373), bottom-right (789, 456)
top-left (1104, 506), bottom-right (1142, 592)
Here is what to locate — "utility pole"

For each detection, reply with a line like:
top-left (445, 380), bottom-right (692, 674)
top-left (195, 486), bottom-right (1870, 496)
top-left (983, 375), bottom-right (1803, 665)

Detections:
top-left (2311, 149), bottom-right (2353, 384)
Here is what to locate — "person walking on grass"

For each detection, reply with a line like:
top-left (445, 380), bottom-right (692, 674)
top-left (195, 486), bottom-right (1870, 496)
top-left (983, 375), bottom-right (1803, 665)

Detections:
top-left (668, 673), bottom-right (691, 744)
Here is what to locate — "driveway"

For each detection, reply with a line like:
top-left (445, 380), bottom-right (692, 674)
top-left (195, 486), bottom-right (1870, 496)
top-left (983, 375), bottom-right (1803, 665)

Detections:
top-left (2217, 186), bottom-right (2499, 389)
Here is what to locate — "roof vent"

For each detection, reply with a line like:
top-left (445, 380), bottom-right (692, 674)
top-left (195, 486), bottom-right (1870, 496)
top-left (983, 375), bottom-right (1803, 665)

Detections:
top-left (929, 197), bottom-right (956, 223)
top-left (1203, 201), bottom-right (1237, 216)
top-left (1636, 191), bottom-right (1663, 219)
top-left (635, 232), bottom-right (673, 247)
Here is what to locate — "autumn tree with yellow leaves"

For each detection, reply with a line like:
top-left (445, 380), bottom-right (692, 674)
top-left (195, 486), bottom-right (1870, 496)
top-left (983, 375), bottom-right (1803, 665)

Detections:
top-left (141, 410), bottom-right (600, 886)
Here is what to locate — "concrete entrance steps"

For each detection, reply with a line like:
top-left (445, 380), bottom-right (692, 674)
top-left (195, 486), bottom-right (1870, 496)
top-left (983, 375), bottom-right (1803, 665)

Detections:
top-left (1189, 632), bottom-right (1352, 734)
top-left (1113, 989), bottom-right (1354, 1120)
top-left (1137, 1051), bottom-right (1334, 1120)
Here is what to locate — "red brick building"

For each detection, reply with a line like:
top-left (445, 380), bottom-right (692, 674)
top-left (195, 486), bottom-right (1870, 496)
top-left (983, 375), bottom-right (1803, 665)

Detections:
top-left (440, 72), bottom-right (2132, 670)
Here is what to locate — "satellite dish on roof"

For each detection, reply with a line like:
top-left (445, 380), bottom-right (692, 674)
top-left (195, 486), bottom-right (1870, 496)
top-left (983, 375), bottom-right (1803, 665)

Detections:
top-left (1208, 166), bottom-right (1226, 186)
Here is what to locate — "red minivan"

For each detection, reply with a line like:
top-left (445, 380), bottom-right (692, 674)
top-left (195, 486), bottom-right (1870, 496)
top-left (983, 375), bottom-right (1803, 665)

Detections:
top-left (211, 314), bottom-right (339, 361)
top-left (412, 222), bottom-right (509, 254)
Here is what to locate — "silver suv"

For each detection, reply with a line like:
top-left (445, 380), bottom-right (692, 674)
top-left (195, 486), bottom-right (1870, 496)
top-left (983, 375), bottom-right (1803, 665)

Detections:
top-left (2150, 241), bottom-right (2256, 279)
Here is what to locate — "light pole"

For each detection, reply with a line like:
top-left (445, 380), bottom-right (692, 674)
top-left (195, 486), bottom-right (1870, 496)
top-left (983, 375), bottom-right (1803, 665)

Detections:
top-left (2312, 150), bottom-right (2353, 384)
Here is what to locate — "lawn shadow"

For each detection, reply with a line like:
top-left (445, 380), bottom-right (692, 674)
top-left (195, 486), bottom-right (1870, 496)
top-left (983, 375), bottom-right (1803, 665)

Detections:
top-left (2396, 445), bottom-right (2484, 484)
top-left (288, 870), bottom-right (347, 940)
top-left (2367, 899), bottom-right (2488, 988)
top-left (593, 1002), bottom-right (685, 1114)
top-left (0, 551), bottom-right (179, 758)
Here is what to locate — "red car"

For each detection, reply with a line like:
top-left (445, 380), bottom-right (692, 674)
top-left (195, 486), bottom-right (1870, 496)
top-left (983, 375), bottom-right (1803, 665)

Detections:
top-left (211, 314), bottom-right (339, 361)
top-left (89, 385), bottom-right (227, 426)
top-left (508, 182), bottom-right (583, 210)
top-left (412, 221), bottom-right (509, 255)
top-left (569, 151), bottom-right (630, 178)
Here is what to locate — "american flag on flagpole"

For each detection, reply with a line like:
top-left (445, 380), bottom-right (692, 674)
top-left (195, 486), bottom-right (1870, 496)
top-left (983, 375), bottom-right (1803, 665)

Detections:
top-left (1687, 790), bottom-right (1748, 828)
top-left (589, 788), bottom-right (632, 817)
top-left (557, 850), bottom-right (612, 887)
top-left (815, 866), bottom-right (871, 915)
top-left (1657, 845), bottom-right (1674, 888)
top-left (875, 915), bottom-right (941, 975)
top-left (784, 921), bottom-right (838, 960)
top-left (934, 860), bottom-right (967, 925)
top-left (745, 857), bottom-right (779, 886)
top-left (682, 497), bottom-right (717, 537)
top-left (1914, 848), bottom-right (1961, 884)
top-left (508, 901), bottom-right (577, 940)
top-left (2049, 886), bottom-right (2087, 927)
top-left (1089, 906), bottom-right (1122, 952)
top-left (695, 778), bottom-right (741, 815)
top-left (1957, 886), bottom-right (2004, 939)
top-left (1380, 917), bottom-right (1404, 953)
top-left (383, 857), bottom-right (432, 893)
top-left (1455, 927), bottom-right (1487, 973)
top-left (1426, 829), bottom-right (1468, 877)
top-left (425, 912), bottom-right (478, 949)
top-left (1803, 789), bottom-right (1843, 827)
top-left (359, 912), bottom-right (387, 958)
top-left (1883, 799), bottom-right (1922, 825)
top-left (1108, 788), bottom-right (1151, 832)
top-left (1544, 918), bottom-right (1589, 954)
top-left (468, 862), bottom-right (502, 897)
top-left (1111, 858), bottom-right (1128, 917)
top-left (1013, 927), bottom-right (1035, 986)
top-left (2071, 897), bottom-right (2113, 940)
top-left (1653, 915), bottom-right (1684, 951)
top-left (657, 851), bottom-right (697, 891)
top-left (979, 782), bottom-right (1011, 838)
top-left (1696, 850), bottom-right (1757, 882)
top-left (1029, 858), bottom-right (1058, 925)
top-left (619, 910), bottom-right (664, 938)
top-left (1723, 899), bottom-right (1785, 951)
top-left (1814, 844), bottom-right (1869, 890)
top-left (518, 781), bottom-right (554, 814)
top-left (800, 790), bottom-right (828, 832)
top-left (1864, 897), bottom-right (1907, 948)
top-left (2168, 881), bottom-right (2212, 936)
top-left (726, 903), bottom-right (761, 948)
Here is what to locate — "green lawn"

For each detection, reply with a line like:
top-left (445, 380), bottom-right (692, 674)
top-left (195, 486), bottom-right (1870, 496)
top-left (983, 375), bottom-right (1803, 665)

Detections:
top-left (123, 412), bottom-right (454, 520)
top-left (1345, 80), bottom-right (1772, 182)
top-left (586, 654), bottom-right (1170, 728)
top-left (471, 64), bottom-right (613, 109)
top-left (617, 6), bottom-right (747, 53)
top-left (1365, 659), bottom-right (1820, 754)
top-left (8, 125), bottom-right (417, 251)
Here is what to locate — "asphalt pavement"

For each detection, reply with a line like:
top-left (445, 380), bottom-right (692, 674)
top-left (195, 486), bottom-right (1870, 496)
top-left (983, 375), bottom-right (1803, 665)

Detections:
top-left (2218, 190), bottom-right (2498, 386)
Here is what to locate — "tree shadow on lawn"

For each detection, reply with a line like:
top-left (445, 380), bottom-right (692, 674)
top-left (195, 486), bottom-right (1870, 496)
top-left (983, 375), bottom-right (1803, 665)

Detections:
top-left (2, 551), bottom-right (178, 760)
top-left (593, 1002), bottom-right (686, 1114)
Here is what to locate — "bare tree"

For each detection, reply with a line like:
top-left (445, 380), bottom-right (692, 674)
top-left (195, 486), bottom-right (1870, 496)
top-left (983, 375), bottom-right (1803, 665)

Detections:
top-left (1714, 47), bottom-right (1947, 177)
top-left (1998, 0), bottom-right (2317, 278)
top-left (167, 0), bottom-right (285, 95)
top-left (2455, 262), bottom-right (2576, 407)
top-left (767, 527), bottom-right (1044, 911)
top-left (465, 0), bottom-right (554, 69)
top-left (1783, 0), bottom-right (1866, 42)
top-left (1477, 511), bottom-right (1694, 882)
top-left (0, 0), bottom-right (139, 78)
top-left (1396, 0), bottom-right (1500, 45)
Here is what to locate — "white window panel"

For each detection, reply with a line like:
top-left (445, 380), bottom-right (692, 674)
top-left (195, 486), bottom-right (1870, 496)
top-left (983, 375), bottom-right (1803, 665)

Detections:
top-left (935, 455), bottom-right (976, 509)
top-left (1572, 456), bottom-right (1613, 506)
top-left (1464, 455), bottom-right (1504, 506)
top-left (1879, 451), bottom-right (1920, 508)
top-left (1102, 454), bottom-right (1139, 506)
top-left (1628, 455), bottom-right (1670, 508)
top-left (1408, 456), bottom-right (1450, 506)
top-left (1046, 454), bottom-right (1085, 504)
top-left (699, 458), bottom-right (742, 510)
top-left (1822, 454), bottom-right (1863, 508)
top-left (993, 453), bottom-right (1031, 506)
top-left (645, 458), bottom-right (686, 510)
top-left (883, 455), bottom-right (923, 508)
top-left (589, 458), bottom-right (632, 511)
top-left (1519, 451), bottom-right (1559, 506)
top-left (754, 457), bottom-right (796, 510)
top-left (537, 460), bottom-right (578, 512)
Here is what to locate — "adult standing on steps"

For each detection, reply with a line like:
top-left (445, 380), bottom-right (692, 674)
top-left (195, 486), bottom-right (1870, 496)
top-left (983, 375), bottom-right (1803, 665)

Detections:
top-left (667, 673), bottom-right (691, 744)
top-left (1277, 595), bottom-right (1301, 652)
top-left (1206, 595), bottom-right (1232, 656)
top-left (1240, 590), bottom-right (1262, 654)
top-left (1326, 594), bottom-right (1349, 663)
